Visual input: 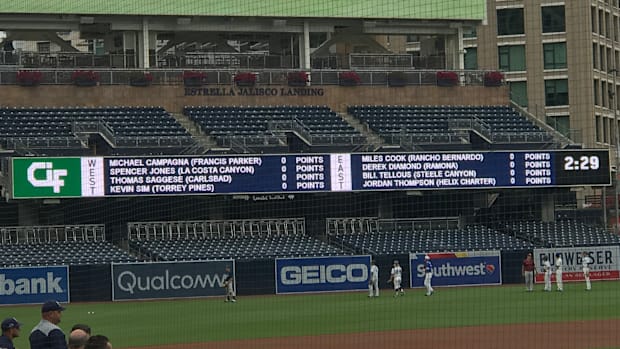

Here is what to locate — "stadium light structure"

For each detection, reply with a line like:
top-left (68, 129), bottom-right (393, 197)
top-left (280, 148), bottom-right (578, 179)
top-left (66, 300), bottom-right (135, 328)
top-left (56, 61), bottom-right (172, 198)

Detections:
top-left (608, 0), bottom-right (620, 234)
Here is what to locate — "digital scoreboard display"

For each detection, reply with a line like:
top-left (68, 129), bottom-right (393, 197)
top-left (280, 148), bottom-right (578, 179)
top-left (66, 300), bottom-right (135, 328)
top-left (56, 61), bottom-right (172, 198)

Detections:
top-left (10, 150), bottom-right (611, 198)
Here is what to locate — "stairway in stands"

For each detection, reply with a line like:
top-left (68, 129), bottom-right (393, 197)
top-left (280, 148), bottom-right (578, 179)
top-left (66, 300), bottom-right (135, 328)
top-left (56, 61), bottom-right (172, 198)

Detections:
top-left (170, 113), bottom-right (226, 154)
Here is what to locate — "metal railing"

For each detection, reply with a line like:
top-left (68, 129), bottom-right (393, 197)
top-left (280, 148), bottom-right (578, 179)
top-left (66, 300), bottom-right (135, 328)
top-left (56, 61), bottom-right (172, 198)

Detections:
top-left (0, 224), bottom-right (105, 244)
top-left (1, 51), bottom-right (449, 70)
top-left (127, 218), bottom-right (306, 240)
top-left (0, 67), bottom-right (503, 87)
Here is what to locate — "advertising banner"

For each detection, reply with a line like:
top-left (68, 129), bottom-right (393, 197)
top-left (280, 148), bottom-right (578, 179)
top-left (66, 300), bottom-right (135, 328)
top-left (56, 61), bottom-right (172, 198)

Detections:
top-left (410, 251), bottom-right (501, 288)
top-left (112, 260), bottom-right (234, 300)
top-left (534, 246), bottom-right (620, 283)
top-left (275, 255), bottom-right (371, 294)
top-left (0, 266), bottom-right (69, 305)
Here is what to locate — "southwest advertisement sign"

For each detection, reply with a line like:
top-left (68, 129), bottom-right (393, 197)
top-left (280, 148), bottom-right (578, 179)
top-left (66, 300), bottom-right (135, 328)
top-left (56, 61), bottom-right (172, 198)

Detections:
top-left (534, 246), bottom-right (620, 283)
top-left (275, 255), bottom-right (371, 294)
top-left (410, 251), bottom-right (501, 288)
top-left (0, 266), bottom-right (69, 305)
top-left (12, 157), bottom-right (104, 198)
top-left (112, 260), bottom-right (234, 301)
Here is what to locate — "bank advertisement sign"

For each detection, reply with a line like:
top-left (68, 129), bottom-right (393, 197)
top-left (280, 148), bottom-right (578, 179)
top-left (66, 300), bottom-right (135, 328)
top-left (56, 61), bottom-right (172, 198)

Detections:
top-left (534, 246), bottom-right (620, 283)
top-left (410, 251), bottom-right (501, 288)
top-left (0, 266), bottom-right (69, 305)
top-left (12, 157), bottom-right (104, 198)
top-left (275, 255), bottom-right (371, 294)
top-left (112, 260), bottom-right (234, 300)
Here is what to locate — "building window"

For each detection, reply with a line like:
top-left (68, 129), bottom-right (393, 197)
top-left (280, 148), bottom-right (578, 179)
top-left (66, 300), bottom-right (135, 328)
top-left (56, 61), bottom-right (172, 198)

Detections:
top-left (545, 79), bottom-right (569, 106)
top-left (464, 48), bottom-right (477, 69)
top-left (596, 115), bottom-right (602, 142)
top-left (594, 79), bottom-right (600, 106)
top-left (497, 8), bottom-right (524, 35)
top-left (541, 6), bottom-right (565, 33)
top-left (509, 81), bottom-right (528, 107)
top-left (543, 42), bottom-right (567, 69)
top-left (546, 115), bottom-right (570, 137)
top-left (463, 27), bottom-right (477, 39)
top-left (499, 45), bottom-right (526, 71)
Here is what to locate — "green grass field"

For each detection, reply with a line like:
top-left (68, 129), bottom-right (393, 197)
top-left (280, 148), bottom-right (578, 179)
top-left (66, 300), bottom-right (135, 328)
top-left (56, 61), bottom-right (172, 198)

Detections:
top-left (3, 281), bottom-right (618, 348)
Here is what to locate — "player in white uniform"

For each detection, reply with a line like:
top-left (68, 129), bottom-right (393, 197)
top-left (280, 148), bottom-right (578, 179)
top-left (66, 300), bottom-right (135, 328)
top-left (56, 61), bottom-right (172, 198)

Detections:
top-left (542, 255), bottom-right (552, 292)
top-left (368, 260), bottom-right (379, 297)
top-left (223, 275), bottom-right (236, 302)
top-left (388, 260), bottom-right (404, 297)
top-left (423, 255), bottom-right (434, 296)
top-left (555, 253), bottom-right (563, 292)
top-left (581, 251), bottom-right (593, 291)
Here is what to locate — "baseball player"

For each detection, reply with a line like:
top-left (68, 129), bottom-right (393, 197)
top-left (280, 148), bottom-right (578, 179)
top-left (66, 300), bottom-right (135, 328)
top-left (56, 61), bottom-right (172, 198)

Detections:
top-left (388, 259), bottom-right (404, 297)
top-left (522, 252), bottom-right (535, 292)
top-left (423, 255), bottom-right (434, 296)
top-left (223, 275), bottom-right (236, 303)
top-left (368, 260), bottom-right (379, 298)
top-left (555, 253), bottom-right (563, 292)
top-left (542, 255), bottom-right (552, 292)
top-left (581, 251), bottom-right (593, 291)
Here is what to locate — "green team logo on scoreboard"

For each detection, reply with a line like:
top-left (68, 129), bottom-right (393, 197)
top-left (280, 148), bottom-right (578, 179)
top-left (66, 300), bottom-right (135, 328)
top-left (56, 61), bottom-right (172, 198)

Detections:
top-left (12, 158), bottom-right (83, 198)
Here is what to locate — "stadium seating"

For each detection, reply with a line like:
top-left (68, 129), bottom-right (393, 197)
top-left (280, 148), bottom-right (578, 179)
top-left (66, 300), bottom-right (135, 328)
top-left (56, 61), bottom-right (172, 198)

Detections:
top-left (347, 105), bottom-right (553, 147)
top-left (0, 224), bottom-right (136, 266)
top-left (127, 218), bottom-right (347, 260)
top-left (331, 225), bottom-right (533, 254)
top-left (132, 235), bottom-right (345, 261)
top-left (184, 105), bottom-right (364, 148)
top-left (0, 106), bottom-right (194, 151)
top-left (0, 241), bottom-right (137, 267)
top-left (504, 220), bottom-right (620, 247)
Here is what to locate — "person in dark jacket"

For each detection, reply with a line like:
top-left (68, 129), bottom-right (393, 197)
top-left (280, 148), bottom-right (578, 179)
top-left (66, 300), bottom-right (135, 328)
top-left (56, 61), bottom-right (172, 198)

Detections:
top-left (0, 317), bottom-right (21, 349)
top-left (29, 300), bottom-right (68, 349)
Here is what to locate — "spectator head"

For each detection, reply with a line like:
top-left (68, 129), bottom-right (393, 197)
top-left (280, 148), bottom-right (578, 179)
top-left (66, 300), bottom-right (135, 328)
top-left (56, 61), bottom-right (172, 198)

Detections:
top-left (41, 300), bottom-right (65, 325)
top-left (1, 318), bottom-right (21, 339)
top-left (71, 324), bottom-right (92, 335)
top-left (68, 329), bottom-right (90, 349)
top-left (85, 335), bottom-right (112, 349)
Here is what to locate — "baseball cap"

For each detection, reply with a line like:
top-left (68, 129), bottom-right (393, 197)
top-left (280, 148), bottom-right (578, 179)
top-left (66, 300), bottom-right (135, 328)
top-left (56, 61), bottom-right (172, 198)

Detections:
top-left (424, 255), bottom-right (431, 260)
top-left (1, 318), bottom-right (21, 331)
top-left (42, 300), bottom-right (66, 313)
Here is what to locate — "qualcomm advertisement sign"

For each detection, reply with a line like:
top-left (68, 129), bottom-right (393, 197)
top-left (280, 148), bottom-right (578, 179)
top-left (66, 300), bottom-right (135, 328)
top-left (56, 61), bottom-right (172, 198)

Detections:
top-left (276, 255), bottom-right (370, 294)
top-left (112, 260), bottom-right (234, 300)
top-left (410, 251), bottom-right (501, 288)
top-left (0, 266), bottom-right (69, 305)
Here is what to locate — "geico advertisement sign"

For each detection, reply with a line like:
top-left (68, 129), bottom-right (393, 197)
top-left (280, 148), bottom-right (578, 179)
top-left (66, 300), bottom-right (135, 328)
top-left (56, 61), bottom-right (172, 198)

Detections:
top-left (276, 255), bottom-right (371, 294)
top-left (0, 266), bottom-right (69, 305)
top-left (410, 252), bottom-right (501, 287)
top-left (112, 260), bottom-right (233, 300)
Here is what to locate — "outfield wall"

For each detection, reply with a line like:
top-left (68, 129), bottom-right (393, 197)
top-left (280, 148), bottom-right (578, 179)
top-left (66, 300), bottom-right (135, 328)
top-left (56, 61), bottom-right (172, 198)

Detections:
top-left (10, 248), bottom-right (614, 304)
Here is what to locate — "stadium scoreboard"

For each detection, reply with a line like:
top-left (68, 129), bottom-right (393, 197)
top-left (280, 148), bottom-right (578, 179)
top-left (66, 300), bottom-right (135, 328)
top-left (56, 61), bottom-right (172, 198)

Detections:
top-left (10, 150), bottom-right (611, 198)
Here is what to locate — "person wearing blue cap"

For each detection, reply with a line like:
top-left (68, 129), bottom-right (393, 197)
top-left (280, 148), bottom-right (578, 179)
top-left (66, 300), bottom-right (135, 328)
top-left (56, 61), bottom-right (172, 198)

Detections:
top-left (0, 317), bottom-right (22, 349)
top-left (29, 300), bottom-right (68, 349)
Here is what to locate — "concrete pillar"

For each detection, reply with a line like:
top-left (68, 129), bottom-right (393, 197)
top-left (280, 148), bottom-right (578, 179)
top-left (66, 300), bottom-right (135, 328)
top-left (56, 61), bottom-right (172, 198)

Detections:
top-left (138, 17), bottom-right (150, 69)
top-left (18, 201), bottom-right (40, 226)
top-left (541, 192), bottom-right (555, 222)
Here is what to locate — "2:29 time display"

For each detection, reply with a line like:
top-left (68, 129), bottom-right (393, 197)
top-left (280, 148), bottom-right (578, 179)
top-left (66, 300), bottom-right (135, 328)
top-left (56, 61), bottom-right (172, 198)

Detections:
top-left (563, 155), bottom-right (600, 171)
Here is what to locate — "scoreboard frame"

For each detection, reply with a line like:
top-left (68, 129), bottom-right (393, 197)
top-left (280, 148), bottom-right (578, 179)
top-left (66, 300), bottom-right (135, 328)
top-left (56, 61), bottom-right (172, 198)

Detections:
top-left (9, 149), bottom-right (612, 199)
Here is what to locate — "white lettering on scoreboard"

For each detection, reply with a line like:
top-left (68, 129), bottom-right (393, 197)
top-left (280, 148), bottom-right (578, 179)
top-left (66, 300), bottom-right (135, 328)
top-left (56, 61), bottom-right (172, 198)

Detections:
top-left (330, 154), bottom-right (352, 191)
top-left (359, 153), bottom-right (496, 189)
top-left (107, 157), bottom-right (264, 195)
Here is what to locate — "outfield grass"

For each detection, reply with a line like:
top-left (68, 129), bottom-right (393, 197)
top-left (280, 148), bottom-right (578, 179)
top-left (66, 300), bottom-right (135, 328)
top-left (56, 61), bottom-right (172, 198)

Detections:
top-left (3, 281), bottom-right (618, 348)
